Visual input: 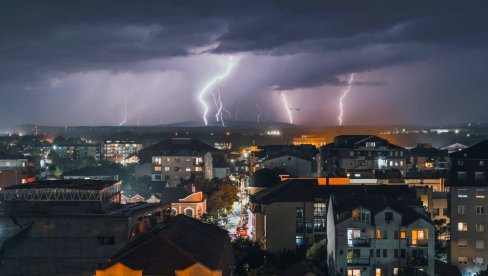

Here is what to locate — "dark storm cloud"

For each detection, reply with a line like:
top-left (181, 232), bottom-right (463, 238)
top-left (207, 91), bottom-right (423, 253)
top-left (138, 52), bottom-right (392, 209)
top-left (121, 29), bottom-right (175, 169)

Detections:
top-left (0, 0), bottom-right (488, 126)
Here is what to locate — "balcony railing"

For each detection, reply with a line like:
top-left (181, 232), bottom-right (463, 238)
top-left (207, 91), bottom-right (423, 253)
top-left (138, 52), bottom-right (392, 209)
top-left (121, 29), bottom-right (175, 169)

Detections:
top-left (408, 256), bottom-right (428, 267)
top-left (349, 237), bottom-right (371, 247)
top-left (347, 257), bottom-right (370, 266)
top-left (408, 239), bottom-right (429, 247)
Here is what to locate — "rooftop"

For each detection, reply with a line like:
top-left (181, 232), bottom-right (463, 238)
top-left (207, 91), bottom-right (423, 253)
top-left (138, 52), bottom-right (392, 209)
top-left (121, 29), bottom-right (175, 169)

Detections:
top-left (63, 166), bottom-right (117, 177)
top-left (4, 179), bottom-right (119, 191)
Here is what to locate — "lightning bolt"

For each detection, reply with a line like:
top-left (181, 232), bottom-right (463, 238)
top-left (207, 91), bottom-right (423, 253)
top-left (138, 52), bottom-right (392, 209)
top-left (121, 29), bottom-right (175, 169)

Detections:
top-left (256, 104), bottom-right (264, 123)
top-left (119, 96), bottom-right (128, 126)
top-left (213, 91), bottom-right (226, 127)
top-left (198, 56), bottom-right (238, 126)
top-left (338, 73), bottom-right (354, 126)
top-left (280, 92), bottom-right (293, 124)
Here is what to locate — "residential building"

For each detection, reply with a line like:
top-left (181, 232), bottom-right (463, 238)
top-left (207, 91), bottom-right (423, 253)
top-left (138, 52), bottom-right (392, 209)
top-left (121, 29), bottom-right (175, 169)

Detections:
top-left (408, 143), bottom-right (449, 172)
top-left (261, 152), bottom-right (315, 178)
top-left (0, 153), bottom-right (36, 188)
top-left (326, 191), bottom-right (435, 276)
top-left (318, 135), bottom-right (407, 177)
top-left (447, 140), bottom-right (488, 275)
top-left (292, 135), bottom-right (327, 148)
top-left (102, 140), bottom-right (143, 163)
top-left (138, 138), bottom-right (219, 186)
top-left (95, 215), bottom-right (233, 276)
top-left (0, 180), bottom-right (163, 275)
top-left (52, 144), bottom-right (101, 160)
top-left (63, 166), bottom-right (119, 181)
top-left (166, 191), bottom-right (207, 219)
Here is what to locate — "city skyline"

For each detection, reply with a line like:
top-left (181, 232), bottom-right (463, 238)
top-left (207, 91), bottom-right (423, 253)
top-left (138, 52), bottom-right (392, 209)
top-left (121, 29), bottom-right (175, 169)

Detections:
top-left (1, 1), bottom-right (488, 127)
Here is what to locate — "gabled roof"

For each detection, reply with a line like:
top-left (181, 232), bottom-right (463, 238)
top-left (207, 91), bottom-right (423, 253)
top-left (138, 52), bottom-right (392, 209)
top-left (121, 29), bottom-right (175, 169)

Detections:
top-left (140, 138), bottom-right (218, 157)
top-left (159, 187), bottom-right (191, 204)
top-left (101, 215), bottom-right (230, 274)
top-left (450, 140), bottom-right (488, 159)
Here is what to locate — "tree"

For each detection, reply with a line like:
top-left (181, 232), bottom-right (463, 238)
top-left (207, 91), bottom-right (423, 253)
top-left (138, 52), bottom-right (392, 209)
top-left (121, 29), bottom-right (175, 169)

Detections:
top-left (233, 238), bottom-right (266, 275)
top-left (208, 182), bottom-right (238, 215)
top-left (306, 240), bottom-right (328, 273)
top-left (433, 218), bottom-right (450, 262)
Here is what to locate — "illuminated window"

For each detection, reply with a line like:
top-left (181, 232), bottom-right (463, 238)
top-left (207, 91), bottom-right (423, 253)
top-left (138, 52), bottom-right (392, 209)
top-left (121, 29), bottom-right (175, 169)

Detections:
top-left (477, 189), bottom-right (486, 198)
top-left (458, 222), bottom-right (468, 232)
top-left (400, 231), bottom-right (406, 239)
top-left (185, 167), bottom-right (191, 172)
top-left (154, 166), bottom-right (162, 172)
top-left (376, 268), bottom-right (381, 276)
top-left (195, 166), bottom-right (203, 172)
top-left (393, 268), bottom-right (399, 275)
top-left (314, 202), bottom-right (327, 217)
top-left (347, 229), bottom-right (361, 246)
top-left (164, 167), bottom-right (170, 171)
top-left (376, 229), bottom-right (382, 239)
top-left (458, 189), bottom-right (468, 198)
top-left (458, 257), bottom-right (468, 264)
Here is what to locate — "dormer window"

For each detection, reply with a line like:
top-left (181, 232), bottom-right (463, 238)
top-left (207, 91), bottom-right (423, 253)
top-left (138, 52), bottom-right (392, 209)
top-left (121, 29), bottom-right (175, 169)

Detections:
top-left (352, 208), bottom-right (371, 221)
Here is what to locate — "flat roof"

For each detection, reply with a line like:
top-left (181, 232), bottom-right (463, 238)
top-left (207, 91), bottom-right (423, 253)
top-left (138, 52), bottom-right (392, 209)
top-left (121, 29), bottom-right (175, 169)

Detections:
top-left (4, 179), bottom-right (120, 190)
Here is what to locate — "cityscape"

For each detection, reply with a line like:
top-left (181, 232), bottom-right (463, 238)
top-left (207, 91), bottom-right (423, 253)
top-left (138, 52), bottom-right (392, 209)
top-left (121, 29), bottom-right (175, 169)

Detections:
top-left (1, 1), bottom-right (488, 276)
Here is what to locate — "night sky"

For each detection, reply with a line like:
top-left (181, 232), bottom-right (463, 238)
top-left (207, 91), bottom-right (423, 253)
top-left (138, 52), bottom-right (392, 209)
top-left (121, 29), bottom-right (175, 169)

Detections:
top-left (1, 1), bottom-right (487, 127)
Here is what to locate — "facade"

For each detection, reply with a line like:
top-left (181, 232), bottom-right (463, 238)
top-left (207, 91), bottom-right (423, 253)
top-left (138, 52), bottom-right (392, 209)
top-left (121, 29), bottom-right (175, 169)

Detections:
top-left (408, 143), bottom-right (449, 172)
top-left (102, 140), bottom-right (143, 163)
top-left (327, 192), bottom-right (435, 276)
top-left (62, 166), bottom-right (119, 181)
top-left (292, 135), bottom-right (327, 148)
top-left (167, 191), bottom-right (207, 219)
top-left (318, 135), bottom-right (407, 177)
top-left (447, 140), bottom-right (488, 275)
top-left (0, 180), bottom-right (163, 276)
top-left (0, 154), bottom-right (36, 188)
top-left (95, 215), bottom-right (233, 276)
top-left (52, 144), bottom-right (101, 160)
top-left (261, 154), bottom-right (314, 178)
top-left (138, 138), bottom-right (219, 186)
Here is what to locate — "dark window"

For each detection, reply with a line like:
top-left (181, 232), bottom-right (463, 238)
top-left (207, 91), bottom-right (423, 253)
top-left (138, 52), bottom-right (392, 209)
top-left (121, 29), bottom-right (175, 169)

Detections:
top-left (296, 207), bottom-right (304, 218)
top-left (305, 221), bottom-right (313, 233)
top-left (401, 249), bottom-right (406, 258)
top-left (457, 172), bottom-right (467, 184)
top-left (383, 249), bottom-right (387, 258)
top-left (385, 212), bottom-right (393, 222)
top-left (376, 249), bottom-right (381, 257)
top-left (394, 230), bottom-right (399, 239)
top-left (369, 249), bottom-right (373, 257)
top-left (433, 208), bottom-right (440, 216)
top-left (476, 172), bottom-right (485, 185)
top-left (288, 156), bottom-right (292, 161)
top-left (296, 221), bottom-right (304, 234)
top-left (98, 236), bottom-right (115, 245)
top-left (443, 208), bottom-right (448, 216)
top-left (394, 249), bottom-right (399, 258)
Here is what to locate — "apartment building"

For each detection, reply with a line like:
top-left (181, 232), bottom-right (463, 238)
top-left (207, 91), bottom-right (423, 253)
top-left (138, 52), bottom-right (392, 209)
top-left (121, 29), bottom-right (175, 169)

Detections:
top-left (447, 140), bottom-right (488, 275)
top-left (318, 135), bottom-right (407, 177)
top-left (138, 138), bottom-right (219, 186)
top-left (0, 153), bottom-right (36, 188)
top-left (102, 140), bottom-right (142, 163)
top-left (326, 192), bottom-right (435, 276)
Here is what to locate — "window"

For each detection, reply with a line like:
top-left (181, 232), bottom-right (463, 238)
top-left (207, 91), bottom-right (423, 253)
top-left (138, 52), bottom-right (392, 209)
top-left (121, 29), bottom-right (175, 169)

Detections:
top-left (296, 236), bottom-right (304, 247)
top-left (305, 221), bottom-right (313, 233)
top-left (185, 167), bottom-right (191, 172)
top-left (154, 157), bottom-right (162, 165)
top-left (366, 142), bottom-right (376, 147)
top-left (296, 207), bottom-right (304, 218)
top-left (458, 239), bottom-right (468, 248)
top-left (458, 257), bottom-right (468, 264)
top-left (347, 229), bottom-right (361, 246)
top-left (394, 249), bottom-right (398, 258)
top-left (376, 249), bottom-right (380, 257)
top-left (477, 206), bottom-right (485, 215)
top-left (457, 172), bottom-right (467, 184)
top-left (476, 172), bottom-right (485, 185)
top-left (154, 166), bottom-right (162, 172)
top-left (433, 208), bottom-right (440, 216)
top-left (375, 268), bottom-right (381, 276)
top-left (400, 231), bottom-right (406, 239)
top-left (458, 160), bottom-right (464, 166)
top-left (383, 249), bottom-right (387, 258)
top-left (296, 221), bottom-right (304, 234)
top-left (477, 189), bottom-right (486, 198)
top-left (288, 156), bottom-right (292, 161)
top-left (443, 208), bottom-right (448, 216)
top-left (385, 212), bottom-right (393, 222)
top-left (476, 240), bottom-right (485, 249)
top-left (184, 208), bottom-right (194, 217)
top-left (348, 269), bottom-right (361, 276)
top-left (476, 224), bottom-right (485, 232)
top-left (458, 189), bottom-right (468, 198)
top-left (480, 161), bottom-right (485, 166)
top-left (98, 236), bottom-right (115, 245)
top-left (458, 205), bottom-right (466, 214)
top-left (393, 267), bottom-right (399, 275)
top-left (352, 208), bottom-right (370, 221)
top-left (376, 229), bottom-right (382, 239)
top-left (476, 258), bottom-right (484, 265)
top-left (174, 166), bottom-right (181, 172)
top-left (350, 151), bottom-right (354, 157)
top-left (458, 222), bottom-right (468, 232)
top-left (314, 218), bottom-right (325, 232)
top-left (314, 203), bottom-right (326, 217)
top-left (401, 249), bottom-right (406, 258)
top-left (164, 166), bottom-right (170, 171)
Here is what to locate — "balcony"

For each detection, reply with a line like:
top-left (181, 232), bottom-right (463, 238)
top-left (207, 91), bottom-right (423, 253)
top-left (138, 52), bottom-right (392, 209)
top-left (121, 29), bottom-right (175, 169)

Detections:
top-left (347, 258), bottom-right (370, 266)
top-left (348, 237), bottom-right (371, 247)
top-left (408, 256), bottom-right (428, 267)
top-left (408, 239), bottom-right (429, 247)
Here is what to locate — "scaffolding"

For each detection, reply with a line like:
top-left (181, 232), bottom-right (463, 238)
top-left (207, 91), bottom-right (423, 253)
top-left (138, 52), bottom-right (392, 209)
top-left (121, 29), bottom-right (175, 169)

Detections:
top-left (3, 182), bottom-right (121, 202)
